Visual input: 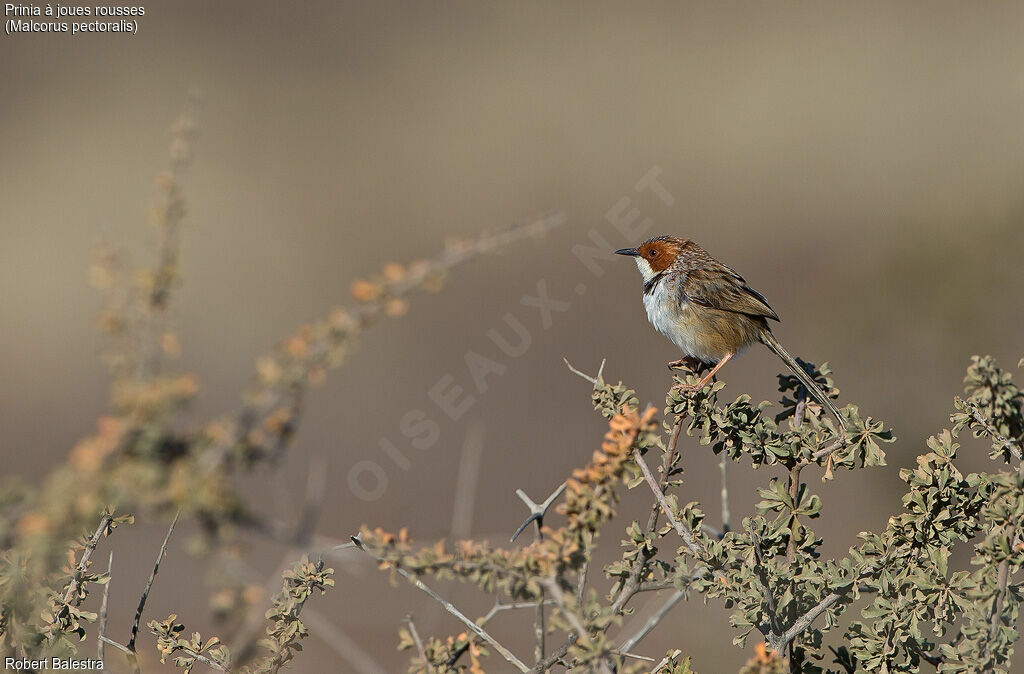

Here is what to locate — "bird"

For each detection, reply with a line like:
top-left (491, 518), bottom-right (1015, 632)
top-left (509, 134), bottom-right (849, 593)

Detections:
top-left (615, 235), bottom-right (846, 429)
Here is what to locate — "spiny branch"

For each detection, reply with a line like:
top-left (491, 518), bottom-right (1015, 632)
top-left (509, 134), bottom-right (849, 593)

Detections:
top-left (61, 512), bottom-right (113, 606)
top-left (609, 417), bottom-right (683, 616)
top-left (351, 533), bottom-right (530, 673)
top-left (618, 589), bottom-right (686, 653)
top-left (513, 483), bottom-right (563, 664)
top-left (128, 510), bottom-right (180, 653)
top-left (632, 448), bottom-right (704, 560)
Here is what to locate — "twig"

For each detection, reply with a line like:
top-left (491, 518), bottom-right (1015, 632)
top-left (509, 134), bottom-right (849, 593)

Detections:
top-left (793, 388), bottom-right (807, 430)
top-left (786, 464), bottom-right (803, 558)
top-left (769, 592), bottom-right (838, 653)
top-left (405, 615), bottom-right (430, 671)
top-left (968, 404), bottom-right (1024, 461)
top-left (229, 461), bottom-right (330, 662)
top-left (99, 635), bottom-right (140, 674)
top-left (618, 589), bottom-right (685, 653)
top-left (530, 635), bottom-right (576, 672)
top-left (609, 417), bottom-right (684, 615)
top-left (988, 507), bottom-right (1019, 640)
top-left (563, 357), bottom-right (606, 385)
top-left (542, 579), bottom-right (613, 674)
top-left (615, 650), bottom-right (655, 662)
top-left (352, 534), bottom-right (530, 673)
top-left (99, 635), bottom-right (133, 655)
top-left (97, 552), bottom-right (113, 662)
top-left (302, 607), bottom-right (386, 674)
top-left (576, 557), bottom-right (590, 605)
top-left (632, 448), bottom-right (702, 557)
top-left (651, 649), bottom-right (683, 673)
top-left (61, 512), bottom-right (113, 605)
top-left (720, 454), bottom-right (731, 534)
top-left (751, 534), bottom-right (781, 636)
top-left (810, 436), bottom-right (848, 463)
top-left (542, 578), bottom-right (589, 646)
top-left (128, 509), bottom-right (180, 653)
top-left (445, 599), bottom-right (555, 669)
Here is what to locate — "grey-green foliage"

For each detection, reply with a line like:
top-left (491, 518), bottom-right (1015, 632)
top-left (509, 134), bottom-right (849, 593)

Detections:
top-left (834, 355), bottom-right (1022, 673)
top-left (616, 355), bottom-right (1020, 672)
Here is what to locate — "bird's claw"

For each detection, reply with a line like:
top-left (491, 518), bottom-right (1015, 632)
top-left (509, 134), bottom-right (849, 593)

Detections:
top-left (667, 357), bottom-right (701, 372)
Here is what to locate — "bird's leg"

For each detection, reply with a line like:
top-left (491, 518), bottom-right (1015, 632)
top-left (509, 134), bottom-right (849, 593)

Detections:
top-left (675, 352), bottom-right (734, 393)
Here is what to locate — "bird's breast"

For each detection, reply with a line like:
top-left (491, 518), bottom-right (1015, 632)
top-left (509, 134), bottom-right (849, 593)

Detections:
top-left (641, 279), bottom-right (743, 363)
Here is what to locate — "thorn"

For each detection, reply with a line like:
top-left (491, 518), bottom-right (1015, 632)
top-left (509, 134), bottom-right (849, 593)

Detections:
top-left (510, 482), bottom-right (567, 543)
top-left (563, 358), bottom-right (601, 385)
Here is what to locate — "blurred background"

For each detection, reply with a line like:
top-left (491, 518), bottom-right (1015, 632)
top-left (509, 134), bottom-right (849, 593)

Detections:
top-left (3, 1), bottom-right (1024, 671)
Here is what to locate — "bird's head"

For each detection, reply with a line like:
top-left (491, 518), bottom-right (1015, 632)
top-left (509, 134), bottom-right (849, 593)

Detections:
top-left (615, 236), bottom-right (687, 282)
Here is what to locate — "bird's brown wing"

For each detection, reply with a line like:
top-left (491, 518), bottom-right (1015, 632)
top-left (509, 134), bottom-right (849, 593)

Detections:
top-left (681, 262), bottom-right (780, 321)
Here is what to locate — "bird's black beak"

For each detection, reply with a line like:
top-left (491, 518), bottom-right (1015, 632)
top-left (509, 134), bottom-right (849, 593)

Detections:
top-left (614, 248), bottom-right (640, 257)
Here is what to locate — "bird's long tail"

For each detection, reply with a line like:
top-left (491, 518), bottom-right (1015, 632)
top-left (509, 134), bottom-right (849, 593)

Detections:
top-left (759, 330), bottom-right (846, 429)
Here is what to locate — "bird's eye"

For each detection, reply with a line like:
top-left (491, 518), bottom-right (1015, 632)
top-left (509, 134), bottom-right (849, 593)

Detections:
top-left (648, 249), bottom-right (658, 257)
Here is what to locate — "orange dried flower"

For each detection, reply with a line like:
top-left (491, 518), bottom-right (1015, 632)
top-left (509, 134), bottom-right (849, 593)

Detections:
top-left (17, 513), bottom-right (51, 537)
top-left (328, 307), bottom-right (356, 332)
top-left (384, 298), bottom-right (409, 317)
top-left (285, 335), bottom-right (309, 359)
top-left (257, 356), bottom-right (281, 384)
top-left (382, 262), bottom-right (405, 282)
top-left (351, 279), bottom-right (381, 302)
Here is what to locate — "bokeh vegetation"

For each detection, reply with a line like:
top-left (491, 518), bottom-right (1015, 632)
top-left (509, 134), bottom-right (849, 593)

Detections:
top-left (0, 103), bottom-right (1021, 674)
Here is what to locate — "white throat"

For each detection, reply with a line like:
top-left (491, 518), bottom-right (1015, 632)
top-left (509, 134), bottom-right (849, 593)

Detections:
top-left (633, 256), bottom-right (657, 282)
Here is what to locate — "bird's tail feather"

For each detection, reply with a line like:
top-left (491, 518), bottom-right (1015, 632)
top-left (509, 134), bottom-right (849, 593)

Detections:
top-left (759, 330), bottom-right (846, 429)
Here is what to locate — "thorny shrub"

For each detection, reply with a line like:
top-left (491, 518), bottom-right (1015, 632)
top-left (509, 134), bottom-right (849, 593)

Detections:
top-left (0, 98), bottom-right (1020, 674)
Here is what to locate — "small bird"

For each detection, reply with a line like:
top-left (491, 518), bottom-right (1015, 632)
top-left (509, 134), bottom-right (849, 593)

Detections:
top-left (615, 235), bottom-right (845, 428)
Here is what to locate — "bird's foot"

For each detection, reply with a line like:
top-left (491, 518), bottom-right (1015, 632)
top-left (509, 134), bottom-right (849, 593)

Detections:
top-left (670, 381), bottom-right (699, 395)
top-left (667, 357), bottom-right (702, 373)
